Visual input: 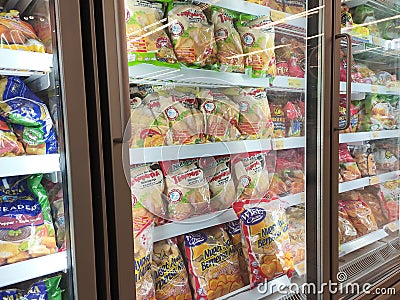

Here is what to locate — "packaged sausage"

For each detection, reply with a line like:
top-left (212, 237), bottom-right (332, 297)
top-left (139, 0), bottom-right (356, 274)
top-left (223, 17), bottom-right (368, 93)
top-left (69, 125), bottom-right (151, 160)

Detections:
top-left (233, 198), bottom-right (294, 288)
top-left (285, 206), bottom-right (305, 264)
top-left (0, 76), bottom-right (58, 154)
top-left (183, 226), bottom-right (244, 299)
top-left (378, 180), bottom-right (399, 223)
top-left (0, 10), bottom-right (45, 52)
top-left (125, 0), bottom-right (177, 66)
top-left (0, 175), bottom-right (57, 266)
top-left (133, 216), bottom-right (156, 300)
top-left (237, 14), bottom-right (276, 78)
top-left (340, 199), bottom-right (378, 236)
top-left (211, 7), bottom-right (244, 73)
top-left (338, 203), bottom-right (358, 244)
top-left (167, 2), bottom-right (218, 68)
top-left (152, 238), bottom-right (192, 300)
top-left (0, 116), bottom-right (24, 156)
top-left (161, 158), bottom-right (210, 221)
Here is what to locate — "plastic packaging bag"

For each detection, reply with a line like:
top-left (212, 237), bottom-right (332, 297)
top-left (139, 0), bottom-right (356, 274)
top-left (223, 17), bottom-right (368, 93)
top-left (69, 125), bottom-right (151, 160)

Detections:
top-left (351, 144), bottom-right (376, 177)
top-left (284, 100), bottom-right (303, 137)
top-left (339, 143), bottom-right (362, 182)
top-left (284, 0), bottom-right (305, 14)
top-left (364, 94), bottom-right (397, 131)
top-left (0, 116), bottom-right (24, 156)
top-left (285, 206), bottom-right (305, 264)
top-left (338, 202), bottom-right (358, 244)
top-left (352, 5), bottom-right (380, 37)
top-left (360, 186), bottom-right (388, 227)
top-left (246, 0), bottom-right (284, 12)
top-left (340, 199), bottom-right (378, 236)
top-left (379, 180), bottom-right (399, 223)
top-left (270, 102), bottom-right (286, 138)
top-left (372, 141), bottom-right (399, 173)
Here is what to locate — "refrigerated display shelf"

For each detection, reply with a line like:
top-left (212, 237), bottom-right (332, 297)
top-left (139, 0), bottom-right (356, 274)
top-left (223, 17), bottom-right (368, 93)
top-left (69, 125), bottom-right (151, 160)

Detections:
top-left (339, 229), bottom-right (389, 257)
top-left (339, 170), bottom-right (400, 193)
top-left (340, 82), bottom-right (400, 95)
top-left (0, 252), bottom-right (67, 288)
top-left (153, 192), bottom-right (305, 242)
top-left (271, 76), bottom-right (305, 91)
top-left (339, 129), bottom-right (400, 143)
top-left (343, 0), bottom-right (400, 19)
top-left (0, 49), bottom-right (53, 76)
top-left (0, 154), bottom-right (60, 177)
top-left (384, 221), bottom-right (399, 233)
top-left (130, 137), bottom-right (305, 164)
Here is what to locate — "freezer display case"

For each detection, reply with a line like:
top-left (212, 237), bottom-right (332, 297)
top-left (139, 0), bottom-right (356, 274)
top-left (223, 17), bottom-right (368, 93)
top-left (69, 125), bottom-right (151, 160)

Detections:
top-left (0, 0), bottom-right (98, 298)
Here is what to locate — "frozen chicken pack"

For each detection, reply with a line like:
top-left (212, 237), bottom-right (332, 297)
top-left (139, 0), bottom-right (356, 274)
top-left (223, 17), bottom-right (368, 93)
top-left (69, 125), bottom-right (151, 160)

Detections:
top-left (338, 203), bottom-right (358, 244)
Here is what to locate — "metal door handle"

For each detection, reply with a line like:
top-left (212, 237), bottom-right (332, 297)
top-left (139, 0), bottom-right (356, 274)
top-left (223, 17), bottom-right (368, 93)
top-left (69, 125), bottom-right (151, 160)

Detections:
top-left (335, 33), bottom-right (352, 131)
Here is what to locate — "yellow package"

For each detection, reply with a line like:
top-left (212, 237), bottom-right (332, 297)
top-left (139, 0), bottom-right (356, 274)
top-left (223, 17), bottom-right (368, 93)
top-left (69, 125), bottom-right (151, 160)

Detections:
top-left (246, 0), bottom-right (285, 12)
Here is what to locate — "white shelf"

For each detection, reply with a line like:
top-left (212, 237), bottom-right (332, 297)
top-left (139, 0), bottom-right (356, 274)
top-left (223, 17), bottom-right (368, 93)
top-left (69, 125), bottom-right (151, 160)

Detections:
top-left (0, 252), bottom-right (67, 288)
top-left (339, 130), bottom-right (400, 143)
top-left (339, 170), bottom-right (400, 193)
top-left (0, 49), bottom-right (52, 76)
top-left (0, 154), bottom-right (60, 177)
top-left (340, 82), bottom-right (400, 95)
top-left (130, 137), bottom-right (305, 164)
top-left (153, 193), bottom-right (304, 242)
top-left (339, 229), bottom-right (389, 257)
top-left (271, 76), bottom-right (305, 90)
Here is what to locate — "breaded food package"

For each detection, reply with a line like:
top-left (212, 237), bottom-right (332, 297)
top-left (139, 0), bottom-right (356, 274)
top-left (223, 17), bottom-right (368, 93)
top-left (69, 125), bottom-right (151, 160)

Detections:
top-left (183, 226), bottom-right (244, 299)
top-left (351, 144), bottom-right (376, 177)
top-left (131, 163), bottom-right (167, 222)
top-left (211, 7), bottom-right (244, 73)
top-left (372, 141), bottom-right (399, 173)
top-left (379, 180), bottom-right (399, 223)
top-left (198, 89), bottom-right (240, 142)
top-left (161, 158), bottom-right (210, 220)
top-left (0, 76), bottom-right (58, 154)
top-left (233, 198), bottom-right (294, 288)
top-left (340, 199), bottom-right (378, 236)
top-left (133, 216), bottom-right (156, 300)
top-left (167, 2), bottom-right (218, 68)
top-left (152, 238), bottom-right (192, 300)
top-left (0, 175), bottom-right (57, 266)
top-left (285, 206), bottom-right (305, 264)
top-left (246, 0), bottom-right (284, 12)
top-left (360, 186), bottom-right (387, 227)
top-left (125, 0), bottom-right (177, 65)
top-left (202, 155), bottom-right (235, 211)
top-left (0, 10), bottom-right (45, 52)
top-left (338, 203), bottom-right (358, 244)
top-left (0, 116), bottom-right (24, 156)
top-left (225, 87), bottom-right (274, 139)
top-left (232, 151), bottom-right (271, 200)
top-left (237, 15), bottom-right (276, 78)
top-left (226, 220), bottom-right (250, 285)
top-left (285, 0), bottom-right (306, 14)
top-left (157, 88), bottom-right (204, 145)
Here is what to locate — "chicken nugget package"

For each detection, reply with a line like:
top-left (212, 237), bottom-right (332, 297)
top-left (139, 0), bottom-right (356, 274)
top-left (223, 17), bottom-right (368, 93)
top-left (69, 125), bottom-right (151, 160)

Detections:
top-left (360, 186), bottom-right (387, 227)
top-left (161, 158), bottom-right (210, 220)
top-left (338, 203), bottom-right (358, 244)
top-left (340, 199), bottom-right (378, 236)
top-left (0, 10), bottom-right (45, 52)
top-left (226, 220), bottom-right (250, 285)
top-left (183, 226), bottom-right (244, 299)
top-left (125, 0), bottom-right (177, 66)
top-left (131, 163), bottom-right (167, 223)
top-left (0, 174), bottom-right (57, 267)
top-left (198, 89), bottom-right (240, 142)
top-left (167, 2), bottom-right (218, 68)
top-left (211, 7), bottom-right (244, 73)
top-left (202, 155), bottom-right (235, 211)
top-left (379, 180), bottom-right (399, 223)
top-left (0, 116), bottom-right (24, 157)
top-left (232, 151), bottom-right (271, 200)
top-left (0, 275), bottom-right (62, 299)
top-left (237, 14), bottom-right (276, 78)
top-left (133, 216), bottom-right (156, 300)
top-left (233, 198), bottom-right (294, 288)
top-left (0, 76), bottom-right (58, 154)
top-left (152, 238), bottom-right (192, 300)
top-left (226, 87), bottom-right (274, 139)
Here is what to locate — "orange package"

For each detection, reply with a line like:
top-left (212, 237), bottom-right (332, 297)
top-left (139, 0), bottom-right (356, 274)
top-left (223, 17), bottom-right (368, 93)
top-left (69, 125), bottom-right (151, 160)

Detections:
top-left (183, 226), bottom-right (244, 299)
top-left (233, 197), bottom-right (294, 288)
top-left (338, 203), bottom-right (358, 244)
top-left (340, 200), bottom-right (378, 236)
top-left (0, 117), bottom-right (24, 156)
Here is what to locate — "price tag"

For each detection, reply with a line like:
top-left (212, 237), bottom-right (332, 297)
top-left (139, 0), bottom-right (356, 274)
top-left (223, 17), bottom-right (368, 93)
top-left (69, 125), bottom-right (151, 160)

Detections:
top-left (295, 261), bottom-right (306, 276)
top-left (270, 10), bottom-right (286, 22)
top-left (288, 78), bottom-right (303, 89)
top-left (385, 221), bottom-right (399, 233)
top-left (370, 176), bottom-right (380, 185)
top-left (273, 140), bottom-right (285, 150)
top-left (372, 131), bottom-right (379, 139)
top-left (371, 85), bottom-right (379, 93)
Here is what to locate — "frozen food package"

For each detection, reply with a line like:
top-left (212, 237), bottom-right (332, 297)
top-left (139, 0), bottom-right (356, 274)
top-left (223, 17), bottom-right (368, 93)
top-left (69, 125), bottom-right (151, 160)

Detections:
top-left (352, 5), bottom-right (380, 37)
top-left (0, 174), bottom-right (57, 266)
top-left (0, 275), bottom-right (62, 299)
top-left (275, 38), bottom-right (290, 76)
top-left (269, 173), bottom-right (289, 196)
top-left (161, 158), bottom-right (210, 220)
top-left (225, 87), bottom-right (274, 139)
top-left (0, 10), bottom-right (45, 52)
top-left (233, 198), bottom-right (294, 288)
top-left (274, 33), bottom-right (305, 78)
top-left (275, 155), bottom-right (305, 194)
top-left (131, 163), bottom-right (167, 222)
top-left (198, 89), bottom-right (240, 142)
top-left (285, 0), bottom-right (306, 14)
top-left (0, 76), bottom-right (58, 154)
top-left (232, 151), bottom-right (271, 200)
top-left (372, 141), bottom-right (399, 173)
top-left (285, 206), bottom-right (305, 264)
top-left (363, 94), bottom-right (397, 131)
top-left (284, 101), bottom-right (303, 137)
top-left (246, 0), bottom-right (284, 12)
top-left (0, 116), bottom-right (24, 156)
top-left (338, 202), bottom-right (358, 244)
top-left (152, 238), bottom-right (192, 300)
top-left (237, 14), bottom-right (276, 78)
top-left (183, 226), bottom-right (244, 299)
top-left (202, 155), bottom-right (236, 211)
top-left (340, 199), bottom-right (378, 236)
top-left (378, 19), bottom-right (400, 40)
top-left (360, 186), bottom-right (387, 227)
top-left (357, 63), bottom-right (378, 84)
top-left (157, 88), bottom-right (205, 145)
top-left (339, 143), bottom-right (362, 182)
top-left (270, 102), bottom-right (286, 138)
top-left (341, 4), bottom-right (353, 28)
top-left (339, 49), bottom-right (362, 83)
top-left (133, 216), bottom-right (156, 300)
top-left (339, 97), bottom-right (359, 133)
top-left (226, 220), bottom-right (250, 285)
top-left (125, 0), bottom-right (177, 65)
top-left (211, 7), bottom-right (244, 73)
top-left (351, 144), bottom-right (376, 177)
top-left (379, 180), bottom-right (400, 223)
top-left (167, 2), bottom-right (218, 68)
